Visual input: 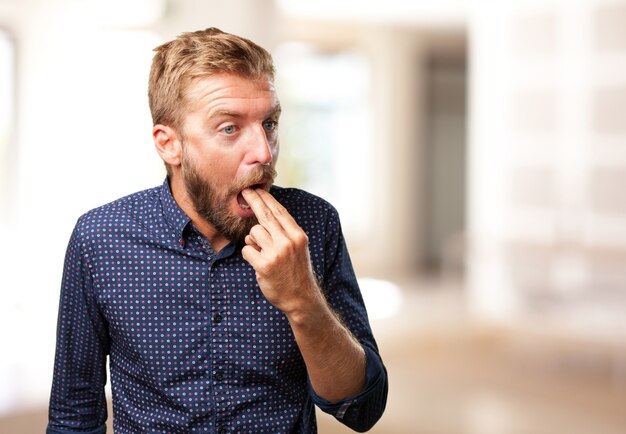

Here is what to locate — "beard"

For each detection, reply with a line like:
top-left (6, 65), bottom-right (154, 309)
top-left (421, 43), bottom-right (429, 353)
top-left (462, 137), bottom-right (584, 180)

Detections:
top-left (181, 148), bottom-right (277, 242)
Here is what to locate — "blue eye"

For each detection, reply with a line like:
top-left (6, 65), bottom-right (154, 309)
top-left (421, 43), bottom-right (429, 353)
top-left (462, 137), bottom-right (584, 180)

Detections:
top-left (263, 120), bottom-right (277, 132)
top-left (222, 125), bottom-right (236, 134)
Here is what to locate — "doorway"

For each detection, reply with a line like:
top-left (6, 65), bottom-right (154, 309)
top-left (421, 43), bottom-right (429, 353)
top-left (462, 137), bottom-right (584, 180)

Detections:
top-left (422, 40), bottom-right (467, 277)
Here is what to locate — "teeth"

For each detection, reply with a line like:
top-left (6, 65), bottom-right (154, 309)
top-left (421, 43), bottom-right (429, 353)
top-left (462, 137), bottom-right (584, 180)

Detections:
top-left (237, 190), bottom-right (252, 210)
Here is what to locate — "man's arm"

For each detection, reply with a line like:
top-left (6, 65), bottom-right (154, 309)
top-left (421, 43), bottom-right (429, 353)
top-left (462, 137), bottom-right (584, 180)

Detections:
top-left (280, 281), bottom-right (367, 401)
top-left (241, 188), bottom-right (366, 401)
top-left (308, 208), bottom-right (388, 432)
top-left (241, 188), bottom-right (389, 433)
top-left (47, 223), bottom-right (109, 434)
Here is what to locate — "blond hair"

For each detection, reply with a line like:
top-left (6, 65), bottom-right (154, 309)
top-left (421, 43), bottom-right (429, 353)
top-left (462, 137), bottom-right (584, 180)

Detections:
top-left (148, 27), bottom-right (275, 130)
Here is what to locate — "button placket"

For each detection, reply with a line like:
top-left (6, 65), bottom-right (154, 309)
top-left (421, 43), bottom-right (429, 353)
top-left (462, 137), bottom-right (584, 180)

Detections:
top-left (214, 370), bottom-right (224, 382)
top-left (208, 261), bottom-right (231, 431)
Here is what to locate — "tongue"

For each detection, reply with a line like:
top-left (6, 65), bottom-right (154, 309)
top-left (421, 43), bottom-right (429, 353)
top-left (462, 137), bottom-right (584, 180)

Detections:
top-left (237, 192), bottom-right (250, 209)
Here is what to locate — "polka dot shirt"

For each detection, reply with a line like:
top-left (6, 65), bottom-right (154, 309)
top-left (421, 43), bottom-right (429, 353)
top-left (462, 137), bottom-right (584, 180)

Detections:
top-left (47, 179), bottom-right (388, 434)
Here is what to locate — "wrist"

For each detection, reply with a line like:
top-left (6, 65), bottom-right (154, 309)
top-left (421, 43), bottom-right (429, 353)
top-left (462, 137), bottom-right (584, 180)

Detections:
top-left (284, 284), bottom-right (329, 329)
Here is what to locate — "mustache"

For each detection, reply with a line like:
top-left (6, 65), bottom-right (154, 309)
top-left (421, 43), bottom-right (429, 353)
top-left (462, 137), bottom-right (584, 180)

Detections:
top-left (230, 165), bottom-right (277, 194)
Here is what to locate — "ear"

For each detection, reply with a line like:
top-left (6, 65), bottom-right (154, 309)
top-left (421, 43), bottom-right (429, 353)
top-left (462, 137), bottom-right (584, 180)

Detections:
top-left (153, 124), bottom-right (182, 168)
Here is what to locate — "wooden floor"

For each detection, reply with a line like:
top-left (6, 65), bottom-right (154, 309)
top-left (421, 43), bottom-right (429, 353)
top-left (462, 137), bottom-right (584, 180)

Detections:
top-left (4, 281), bottom-right (626, 434)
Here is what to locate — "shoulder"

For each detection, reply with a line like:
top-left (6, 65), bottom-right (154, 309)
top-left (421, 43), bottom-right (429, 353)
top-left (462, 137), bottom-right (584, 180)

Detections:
top-left (270, 186), bottom-right (339, 223)
top-left (72, 185), bottom-right (161, 241)
top-left (269, 187), bottom-right (347, 277)
top-left (269, 186), bottom-right (344, 251)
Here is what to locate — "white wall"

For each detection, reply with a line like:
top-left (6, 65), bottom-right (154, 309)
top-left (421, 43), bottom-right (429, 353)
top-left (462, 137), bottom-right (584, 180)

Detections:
top-left (0, 0), bottom-right (167, 412)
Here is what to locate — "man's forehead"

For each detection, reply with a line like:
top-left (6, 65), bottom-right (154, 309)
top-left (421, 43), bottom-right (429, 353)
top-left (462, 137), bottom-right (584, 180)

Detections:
top-left (187, 73), bottom-right (276, 99)
top-left (186, 73), bottom-right (280, 115)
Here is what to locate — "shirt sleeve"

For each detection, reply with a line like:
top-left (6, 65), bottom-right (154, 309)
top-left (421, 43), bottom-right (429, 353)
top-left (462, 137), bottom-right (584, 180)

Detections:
top-left (309, 206), bottom-right (389, 432)
top-left (310, 344), bottom-right (388, 432)
top-left (47, 221), bottom-right (110, 433)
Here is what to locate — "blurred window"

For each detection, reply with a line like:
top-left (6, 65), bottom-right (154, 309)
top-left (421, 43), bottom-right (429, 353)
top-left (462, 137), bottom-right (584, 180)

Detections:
top-left (275, 44), bottom-right (373, 239)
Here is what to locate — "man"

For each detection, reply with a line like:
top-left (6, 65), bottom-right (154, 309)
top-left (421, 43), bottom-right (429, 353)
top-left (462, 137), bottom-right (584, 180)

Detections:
top-left (47, 28), bottom-right (387, 434)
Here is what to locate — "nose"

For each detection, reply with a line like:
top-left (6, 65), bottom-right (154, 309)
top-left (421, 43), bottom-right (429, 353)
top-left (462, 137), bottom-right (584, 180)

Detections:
top-left (246, 124), bottom-right (274, 166)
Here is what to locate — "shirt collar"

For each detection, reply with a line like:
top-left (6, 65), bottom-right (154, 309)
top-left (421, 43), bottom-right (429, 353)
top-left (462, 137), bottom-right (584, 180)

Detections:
top-left (158, 177), bottom-right (242, 256)
top-left (159, 177), bottom-right (192, 242)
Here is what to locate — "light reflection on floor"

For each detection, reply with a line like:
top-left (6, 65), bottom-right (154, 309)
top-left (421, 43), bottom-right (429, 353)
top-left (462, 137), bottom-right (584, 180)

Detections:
top-left (358, 277), bottom-right (403, 320)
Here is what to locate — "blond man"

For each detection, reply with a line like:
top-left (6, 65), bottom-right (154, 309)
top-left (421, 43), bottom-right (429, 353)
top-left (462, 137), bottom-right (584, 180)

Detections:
top-left (47, 28), bottom-right (387, 434)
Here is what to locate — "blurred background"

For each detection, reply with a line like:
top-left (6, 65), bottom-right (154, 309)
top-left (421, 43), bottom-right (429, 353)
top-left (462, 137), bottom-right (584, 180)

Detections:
top-left (1, 0), bottom-right (626, 432)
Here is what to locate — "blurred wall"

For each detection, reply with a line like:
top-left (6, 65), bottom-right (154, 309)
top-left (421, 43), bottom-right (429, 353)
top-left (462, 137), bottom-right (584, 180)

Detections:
top-left (467, 1), bottom-right (626, 336)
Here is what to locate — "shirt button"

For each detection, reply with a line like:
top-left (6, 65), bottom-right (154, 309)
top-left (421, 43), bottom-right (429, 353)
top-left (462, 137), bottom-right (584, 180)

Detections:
top-left (214, 370), bottom-right (224, 381)
top-left (213, 313), bottom-right (223, 324)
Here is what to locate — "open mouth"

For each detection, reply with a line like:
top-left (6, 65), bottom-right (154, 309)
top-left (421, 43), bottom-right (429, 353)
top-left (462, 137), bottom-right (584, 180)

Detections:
top-left (236, 183), bottom-right (268, 210)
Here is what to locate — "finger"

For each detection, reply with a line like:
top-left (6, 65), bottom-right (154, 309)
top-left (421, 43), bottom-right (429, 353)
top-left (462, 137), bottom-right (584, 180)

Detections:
top-left (254, 189), bottom-right (302, 235)
top-left (241, 188), bottom-right (285, 234)
top-left (244, 235), bottom-right (262, 252)
top-left (248, 224), bottom-right (272, 250)
top-left (242, 244), bottom-right (265, 268)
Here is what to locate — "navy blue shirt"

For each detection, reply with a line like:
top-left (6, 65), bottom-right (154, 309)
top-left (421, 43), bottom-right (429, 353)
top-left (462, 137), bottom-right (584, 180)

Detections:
top-left (47, 179), bottom-right (387, 434)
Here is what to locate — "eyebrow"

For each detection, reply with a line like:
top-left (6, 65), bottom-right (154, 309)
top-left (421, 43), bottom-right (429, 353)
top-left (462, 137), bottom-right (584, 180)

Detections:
top-left (208, 109), bottom-right (242, 119)
top-left (208, 104), bottom-right (282, 121)
top-left (267, 104), bottom-right (282, 118)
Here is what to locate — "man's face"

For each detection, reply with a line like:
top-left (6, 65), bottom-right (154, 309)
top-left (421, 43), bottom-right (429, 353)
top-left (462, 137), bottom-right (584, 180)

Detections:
top-left (178, 73), bottom-right (281, 241)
